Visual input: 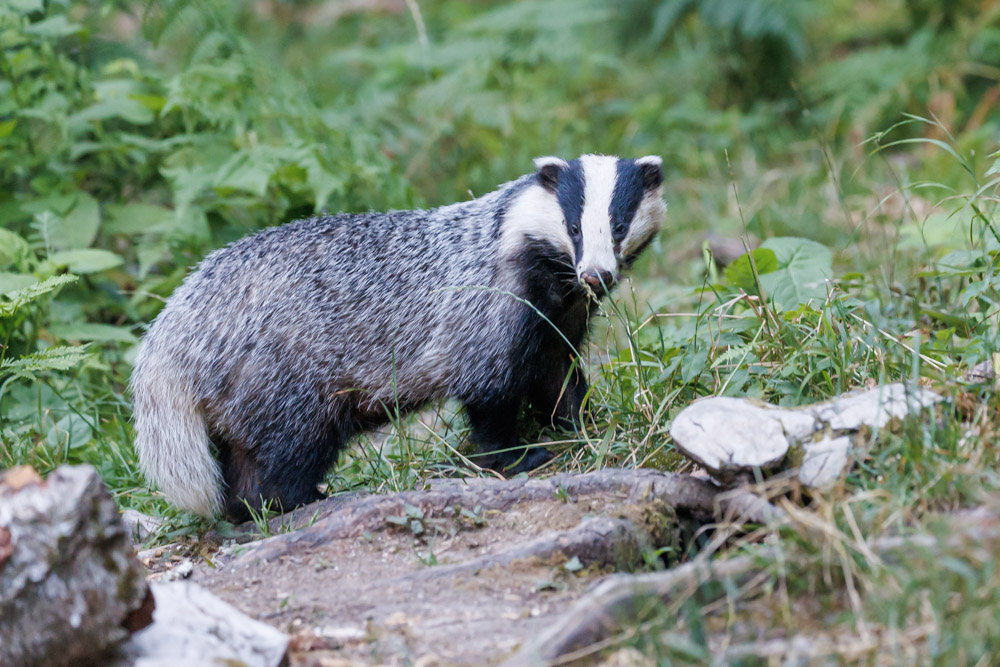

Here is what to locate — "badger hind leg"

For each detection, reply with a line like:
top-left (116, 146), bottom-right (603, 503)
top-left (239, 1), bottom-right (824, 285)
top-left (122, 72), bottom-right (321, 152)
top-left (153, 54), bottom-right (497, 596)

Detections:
top-left (466, 401), bottom-right (553, 475)
top-left (216, 407), bottom-right (349, 523)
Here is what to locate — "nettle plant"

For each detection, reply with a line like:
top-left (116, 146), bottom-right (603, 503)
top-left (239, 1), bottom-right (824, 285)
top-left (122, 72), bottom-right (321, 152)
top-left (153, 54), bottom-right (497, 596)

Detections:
top-left (0, 1), bottom-right (405, 485)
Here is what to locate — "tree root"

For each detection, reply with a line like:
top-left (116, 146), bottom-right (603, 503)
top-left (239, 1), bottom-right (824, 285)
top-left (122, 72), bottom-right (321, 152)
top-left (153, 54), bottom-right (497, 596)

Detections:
top-left (237, 468), bottom-right (784, 564)
top-left (502, 554), bottom-right (765, 666)
top-left (505, 502), bottom-right (1000, 665)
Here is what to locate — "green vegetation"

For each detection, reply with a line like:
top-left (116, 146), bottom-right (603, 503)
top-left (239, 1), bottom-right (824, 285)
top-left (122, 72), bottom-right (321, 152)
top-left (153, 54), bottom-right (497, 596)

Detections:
top-left (2, 0), bottom-right (1000, 660)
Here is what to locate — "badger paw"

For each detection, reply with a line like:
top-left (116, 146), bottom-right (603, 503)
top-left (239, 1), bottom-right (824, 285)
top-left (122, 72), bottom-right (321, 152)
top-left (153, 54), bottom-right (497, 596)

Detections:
top-left (498, 447), bottom-right (554, 476)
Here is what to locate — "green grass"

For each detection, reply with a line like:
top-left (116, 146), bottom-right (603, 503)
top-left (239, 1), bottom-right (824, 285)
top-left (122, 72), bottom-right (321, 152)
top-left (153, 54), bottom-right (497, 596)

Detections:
top-left (2, 0), bottom-right (1000, 659)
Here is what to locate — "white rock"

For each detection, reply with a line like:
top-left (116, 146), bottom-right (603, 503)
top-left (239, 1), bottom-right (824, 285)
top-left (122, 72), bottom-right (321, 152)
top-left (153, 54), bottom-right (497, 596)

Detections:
top-left (671, 383), bottom-right (941, 488)
top-left (318, 625), bottom-right (366, 642)
top-left (121, 509), bottom-right (164, 544)
top-left (799, 436), bottom-right (852, 488)
top-left (806, 384), bottom-right (941, 431)
top-left (669, 397), bottom-right (815, 478)
top-left (112, 582), bottom-right (287, 667)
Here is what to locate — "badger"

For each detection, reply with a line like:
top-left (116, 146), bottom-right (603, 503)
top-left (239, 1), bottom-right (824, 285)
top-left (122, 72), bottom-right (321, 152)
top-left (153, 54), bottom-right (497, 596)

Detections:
top-left (131, 154), bottom-right (666, 520)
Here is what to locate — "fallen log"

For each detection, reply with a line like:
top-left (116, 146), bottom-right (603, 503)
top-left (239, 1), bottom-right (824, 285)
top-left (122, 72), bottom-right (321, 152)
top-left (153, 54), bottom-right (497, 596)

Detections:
top-left (670, 383), bottom-right (941, 487)
top-left (0, 465), bottom-right (151, 666)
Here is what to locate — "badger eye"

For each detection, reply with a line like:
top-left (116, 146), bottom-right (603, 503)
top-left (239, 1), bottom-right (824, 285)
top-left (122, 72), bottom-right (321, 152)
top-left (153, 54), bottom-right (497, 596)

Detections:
top-left (613, 221), bottom-right (628, 238)
top-left (569, 221), bottom-right (581, 237)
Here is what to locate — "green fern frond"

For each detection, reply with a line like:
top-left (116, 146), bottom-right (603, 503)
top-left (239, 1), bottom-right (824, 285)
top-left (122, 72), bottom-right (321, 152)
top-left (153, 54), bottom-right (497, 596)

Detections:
top-left (0, 274), bottom-right (78, 318)
top-left (0, 345), bottom-right (91, 382)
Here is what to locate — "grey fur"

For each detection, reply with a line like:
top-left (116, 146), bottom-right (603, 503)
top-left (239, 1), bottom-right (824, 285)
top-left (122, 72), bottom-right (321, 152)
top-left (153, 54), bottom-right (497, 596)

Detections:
top-left (131, 155), bottom-right (666, 518)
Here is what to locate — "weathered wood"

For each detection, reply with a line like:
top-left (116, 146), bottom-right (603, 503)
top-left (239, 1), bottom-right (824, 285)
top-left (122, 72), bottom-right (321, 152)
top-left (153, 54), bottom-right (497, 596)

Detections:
top-left (670, 383), bottom-right (941, 487)
top-left (0, 465), bottom-right (151, 666)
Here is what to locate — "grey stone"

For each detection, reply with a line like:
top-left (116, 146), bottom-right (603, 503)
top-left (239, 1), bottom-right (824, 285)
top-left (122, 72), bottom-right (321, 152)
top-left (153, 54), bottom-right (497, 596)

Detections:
top-left (671, 384), bottom-right (941, 488)
top-left (121, 509), bottom-right (164, 544)
top-left (112, 581), bottom-right (288, 667)
top-left (805, 384), bottom-right (940, 431)
top-left (669, 397), bottom-right (814, 481)
top-left (799, 436), bottom-right (853, 488)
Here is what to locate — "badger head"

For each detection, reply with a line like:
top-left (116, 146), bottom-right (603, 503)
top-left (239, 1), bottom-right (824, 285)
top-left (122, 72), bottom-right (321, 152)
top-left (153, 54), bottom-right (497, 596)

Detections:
top-left (503, 154), bottom-right (666, 297)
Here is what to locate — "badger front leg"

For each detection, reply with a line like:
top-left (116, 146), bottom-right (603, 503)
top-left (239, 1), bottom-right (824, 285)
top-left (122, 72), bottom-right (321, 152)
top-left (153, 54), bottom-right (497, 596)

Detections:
top-left (466, 401), bottom-right (553, 475)
top-left (530, 357), bottom-right (589, 431)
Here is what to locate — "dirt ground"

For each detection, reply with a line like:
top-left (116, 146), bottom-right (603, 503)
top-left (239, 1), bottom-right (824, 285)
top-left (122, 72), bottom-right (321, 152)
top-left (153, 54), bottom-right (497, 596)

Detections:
top-left (150, 470), bottom-right (710, 666)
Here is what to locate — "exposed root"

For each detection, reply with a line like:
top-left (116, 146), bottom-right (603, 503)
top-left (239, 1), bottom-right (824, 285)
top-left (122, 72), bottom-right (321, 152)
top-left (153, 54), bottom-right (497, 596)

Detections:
top-left (238, 469), bottom-right (784, 563)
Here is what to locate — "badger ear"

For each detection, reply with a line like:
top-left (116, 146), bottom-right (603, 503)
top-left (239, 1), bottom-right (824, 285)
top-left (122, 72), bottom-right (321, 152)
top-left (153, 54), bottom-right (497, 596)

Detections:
top-left (533, 156), bottom-right (568, 193)
top-left (636, 155), bottom-right (663, 190)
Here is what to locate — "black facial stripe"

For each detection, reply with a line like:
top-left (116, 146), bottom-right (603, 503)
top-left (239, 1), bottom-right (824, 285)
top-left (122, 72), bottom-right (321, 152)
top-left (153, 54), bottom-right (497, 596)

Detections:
top-left (557, 159), bottom-right (585, 261)
top-left (610, 159), bottom-right (645, 244)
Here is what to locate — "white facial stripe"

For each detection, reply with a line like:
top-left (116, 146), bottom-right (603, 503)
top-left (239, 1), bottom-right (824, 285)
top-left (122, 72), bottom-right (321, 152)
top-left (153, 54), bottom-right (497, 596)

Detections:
top-left (500, 183), bottom-right (573, 258)
top-left (533, 156), bottom-right (569, 170)
top-left (577, 154), bottom-right (619, 275)
top-left (622, 189), bottom-right (666, 257)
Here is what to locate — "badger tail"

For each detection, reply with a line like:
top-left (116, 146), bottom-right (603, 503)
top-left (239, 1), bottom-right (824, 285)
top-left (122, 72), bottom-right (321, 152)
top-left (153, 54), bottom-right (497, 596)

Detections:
top-left (131, 356), bottom-right (222, 517)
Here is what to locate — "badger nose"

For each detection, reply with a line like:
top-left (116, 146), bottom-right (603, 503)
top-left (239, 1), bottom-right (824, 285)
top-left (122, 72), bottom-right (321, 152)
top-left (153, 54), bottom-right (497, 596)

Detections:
top-left (580, 269), bottom-right (617, 292)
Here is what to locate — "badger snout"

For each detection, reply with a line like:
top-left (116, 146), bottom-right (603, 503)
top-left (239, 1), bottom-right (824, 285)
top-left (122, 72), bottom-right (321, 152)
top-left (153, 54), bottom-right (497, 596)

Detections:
top-left (579, 268), bottom-right (618, 296)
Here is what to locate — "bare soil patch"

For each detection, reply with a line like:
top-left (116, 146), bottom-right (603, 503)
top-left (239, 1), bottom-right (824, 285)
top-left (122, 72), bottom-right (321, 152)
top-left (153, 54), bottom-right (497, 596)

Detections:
top-left (186, 469), bottom-right (725, 665)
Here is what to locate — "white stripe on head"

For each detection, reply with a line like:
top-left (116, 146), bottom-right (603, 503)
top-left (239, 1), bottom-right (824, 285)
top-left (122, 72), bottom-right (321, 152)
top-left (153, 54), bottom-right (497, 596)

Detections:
top-left (533, 156), bottom-right (569, 170)
top-left (577, 154), bottom-right (619, 277)
top-left (622, 191), bottom-right (666, 258)
top-left (499, 183), bottom-right (573, 258)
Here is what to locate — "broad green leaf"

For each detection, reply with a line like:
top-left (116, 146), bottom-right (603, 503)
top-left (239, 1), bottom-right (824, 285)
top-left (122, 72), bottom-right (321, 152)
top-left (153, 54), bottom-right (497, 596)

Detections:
top-left (68, 98), bottom-right (154, 128)
top-left (49, 322), bottom-right (138, 344)
top-left (7, 0), bottom-right (44, 12)
top-left (45, 413), bottom-right (93, 450)
top-left (24, 192), bottom-right (101, 250)
top-left (105, 203), bottom-right (176, 235)
top-left (176, 206), bottom-right (211, 242)
top-left (48, 249), bottom-right (123, 274)
top-left (215, 151), bottom-right (275, 196)
top-left (302, 153), bottom-right (345, 212)
top-left (0, 272), bottom-right (38, 295)
top-left (0, 119), bottom-right (16, 138)
top-left (757, 237), bottom-right (833, 310)
top-left (21, 193), bottom-right (76, 216)
top-left (723, 247), bottom-right (778, 292)
top-left (0, 228), bottom-right (32, 269)
top-left (54, 194), bottom-right (101, 249)
top-left (937, 250), bottom-right (987, 273)
top-left (137, 240), bottom-right (170, 279)
top-left (24, 15), bottom-right (83, 37)
top-left (681, 348), bottom-right (708, 384)
top-left (898, 211), bottom-right (971, 251)
top-left (160, 163), bottom-right (215, 210)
